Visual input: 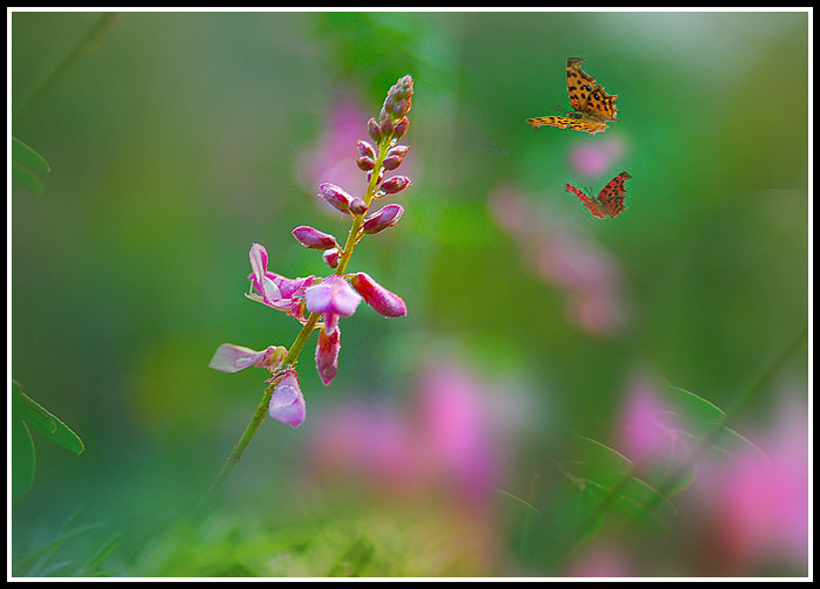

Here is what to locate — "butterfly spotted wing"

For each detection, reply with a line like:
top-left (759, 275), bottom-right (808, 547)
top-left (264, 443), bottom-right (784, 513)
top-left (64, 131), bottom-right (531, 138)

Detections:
top-left (527, 57), bottom-right (619, 136)
top-left (566, 172), bottom-right (631, 219)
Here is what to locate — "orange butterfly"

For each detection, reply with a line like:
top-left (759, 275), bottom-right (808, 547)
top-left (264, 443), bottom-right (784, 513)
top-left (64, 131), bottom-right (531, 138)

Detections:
top-left (566, 172), bottom-right (631, 219)
top-left (527, 57), bottom-right (619, 136)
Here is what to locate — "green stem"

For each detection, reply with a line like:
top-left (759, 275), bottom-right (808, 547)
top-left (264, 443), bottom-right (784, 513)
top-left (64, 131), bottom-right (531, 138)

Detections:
top-left (13, 13), bottom-right (122, 126)
top-left (336, 137), bottom-right (391, 276)
top-left (195, 313), bottom-right (322, 514)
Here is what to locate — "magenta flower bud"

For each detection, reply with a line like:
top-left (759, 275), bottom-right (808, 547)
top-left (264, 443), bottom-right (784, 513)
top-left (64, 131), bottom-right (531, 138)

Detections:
top-left (356, 156), bottom-right (375, 171)
top-left (387, 144), bottom-right (409, 159)
top-left (292, 226), bottom-right (339, 250)
top-left (366, 167), bottom-right (384, 186)
top-left (379, 115), bottom-right (394, 138)
top-left (392, 75), bottom-right (414, 101)
top-left (367, 117), bottom-right (381, 143)
top-left (357, 140), bottom-right (376, 160)
top-left (349, 272), bottom-right (407, 318)
top-left (379, 175), bottom-right (411, 195)
top-left (269, 370), bottom-right (306, 427)
top-left (323, 247), bottom-right (340, 269)
top-left (349, 198), bottom-right (368, 216)
top-left (318, 183), bottom-right (353, 214)
top-left (315, 325), bottom-right (341, 386)
top-left (362, 204), bottom-right (404, 234)
top-left (393, 117), bottom-right (409, 139)
top-left (382, 144), bottom-right (409, 170)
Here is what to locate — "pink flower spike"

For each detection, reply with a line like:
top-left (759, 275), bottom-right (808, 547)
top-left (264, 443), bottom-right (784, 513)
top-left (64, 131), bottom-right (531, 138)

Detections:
top-left (304, 275), bottom-right (362, 318)
top-left (209, 343), bottom-right (285, 374)
top-left (349, 272), bottom-right (407, 317)
top-left (269, 370), bottom-right (306, 427)
top-left (316, 325), bottom-right (341, 385)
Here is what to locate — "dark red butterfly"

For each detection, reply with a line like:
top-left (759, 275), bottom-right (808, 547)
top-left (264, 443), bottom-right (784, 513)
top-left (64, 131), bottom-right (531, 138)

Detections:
top-left (566, 171), bottom-right (631, 219)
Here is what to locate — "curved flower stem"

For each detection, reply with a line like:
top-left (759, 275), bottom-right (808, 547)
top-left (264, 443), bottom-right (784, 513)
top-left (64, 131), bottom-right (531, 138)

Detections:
top-left (196, 312), bottom-right (322, 513)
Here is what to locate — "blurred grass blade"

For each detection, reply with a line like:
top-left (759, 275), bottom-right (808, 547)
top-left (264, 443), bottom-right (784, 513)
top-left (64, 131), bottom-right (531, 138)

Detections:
top-left (573, 433), bottom-right (633, 471)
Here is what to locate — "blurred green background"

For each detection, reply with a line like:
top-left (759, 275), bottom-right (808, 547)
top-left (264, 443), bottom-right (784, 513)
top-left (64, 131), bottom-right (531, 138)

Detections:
top-left (11, 11), bottom-right (808, 577)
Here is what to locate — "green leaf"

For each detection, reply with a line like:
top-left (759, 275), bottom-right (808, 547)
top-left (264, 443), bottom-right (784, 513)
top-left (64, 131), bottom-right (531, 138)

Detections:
top-left (13, 137), bottom-right (51, 172)
top-left (12, 137), bottom-right (50, 195)
top-left (12, 413), bottom-right (36, 501)
top-left (12, 382), bottom-right (84, 454)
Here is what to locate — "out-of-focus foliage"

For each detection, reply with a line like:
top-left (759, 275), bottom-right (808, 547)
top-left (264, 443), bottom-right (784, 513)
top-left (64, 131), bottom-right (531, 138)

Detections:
top-left (12, 11), bottom-right (808, 577)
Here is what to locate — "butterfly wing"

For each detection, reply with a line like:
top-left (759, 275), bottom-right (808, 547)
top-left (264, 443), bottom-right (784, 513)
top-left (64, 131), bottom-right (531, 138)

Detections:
top-left (566, 183), bottom-right (606, 219)
top-left (596, 172), bottom-right (631, 218)
top-left (526, 113), bottom-right (609, 135)
top-left (566, 57), bottom-right (618, 122)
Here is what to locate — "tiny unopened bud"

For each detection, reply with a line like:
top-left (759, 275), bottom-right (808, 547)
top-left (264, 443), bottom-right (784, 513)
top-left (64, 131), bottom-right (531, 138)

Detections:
top-left (384, 143), bottom-right (408, 167)
top-left (366, 168), bottom-right (384, 186)
top-left (318, 183), bottom-right (352, 214)
top-left (382, 155), bottom-right (402, 170)
top-left (379, 175), bottom-right (411, 195)
top-left (362, 203), bottom-right (404, 234)
top-left (367, 117), bottom-right (381, 143)
top-left (349, 197), bottom-right (368, 216)
top-left (356, 156), bottom-right (375, 171)
top-left (323, 248), bottom-right (340, 268)
top-left (379, 115), bottom-right (394, 138)
top-left (292, 226), bottom-right (339, 250)
top-left (393, 117), bottom-right (409, 139)
top-left (356, 140), bottom-right (376, 160)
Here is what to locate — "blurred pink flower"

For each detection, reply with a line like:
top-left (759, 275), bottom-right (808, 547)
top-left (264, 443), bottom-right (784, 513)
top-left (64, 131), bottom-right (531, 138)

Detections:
top-left (565, 543), bottom-right (632, 577)
top-left (695, 392), bottom-right (808, 575)
top-left (569, 136), bottom-right (627, 178)
top-left (296, 99), bottom-right (370, 206)
top-left (617, 378), bottom-right (683, 464)
top-left (489, 184), bottom-right (628, 336)
top-left (307, 360), bottom-right (519, 509)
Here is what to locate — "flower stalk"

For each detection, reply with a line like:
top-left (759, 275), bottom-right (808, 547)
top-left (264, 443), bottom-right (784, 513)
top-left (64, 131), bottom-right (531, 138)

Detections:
top-left (199, 75), bottom-right (414, 510)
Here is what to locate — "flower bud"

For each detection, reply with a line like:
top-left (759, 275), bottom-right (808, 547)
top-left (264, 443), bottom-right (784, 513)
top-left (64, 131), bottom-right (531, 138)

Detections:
top-left (349, 272), bottom-right (407, 317)
top-left (367, 117), bottom-right (381, 143)
top-left (349, 197), bottom-right (368, 216)
top-left (393, 117), bottom-right (409, 139)
top-left (362, 203), bottom-right (404, 234)
top-left (318, 183), bottom-right (352, 214)
top-left (366, 168), bottom-right (384, 186)
top-left (383, 144), bottom-right (409, 170)
top-left (356, 140), bottom-right (376, 160)
top-left (356, 156), bottom-right (375, 171)
top-left (379, 175), bottom-right (411, 195)
top-left (315, 325), bottom-right (341, 386)
top-left (292, 226), bottom-right (339, 250)
top-left (323, 248), bottom-right (340, 269)
top-left (379, 115), bottom-right (394, 138)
